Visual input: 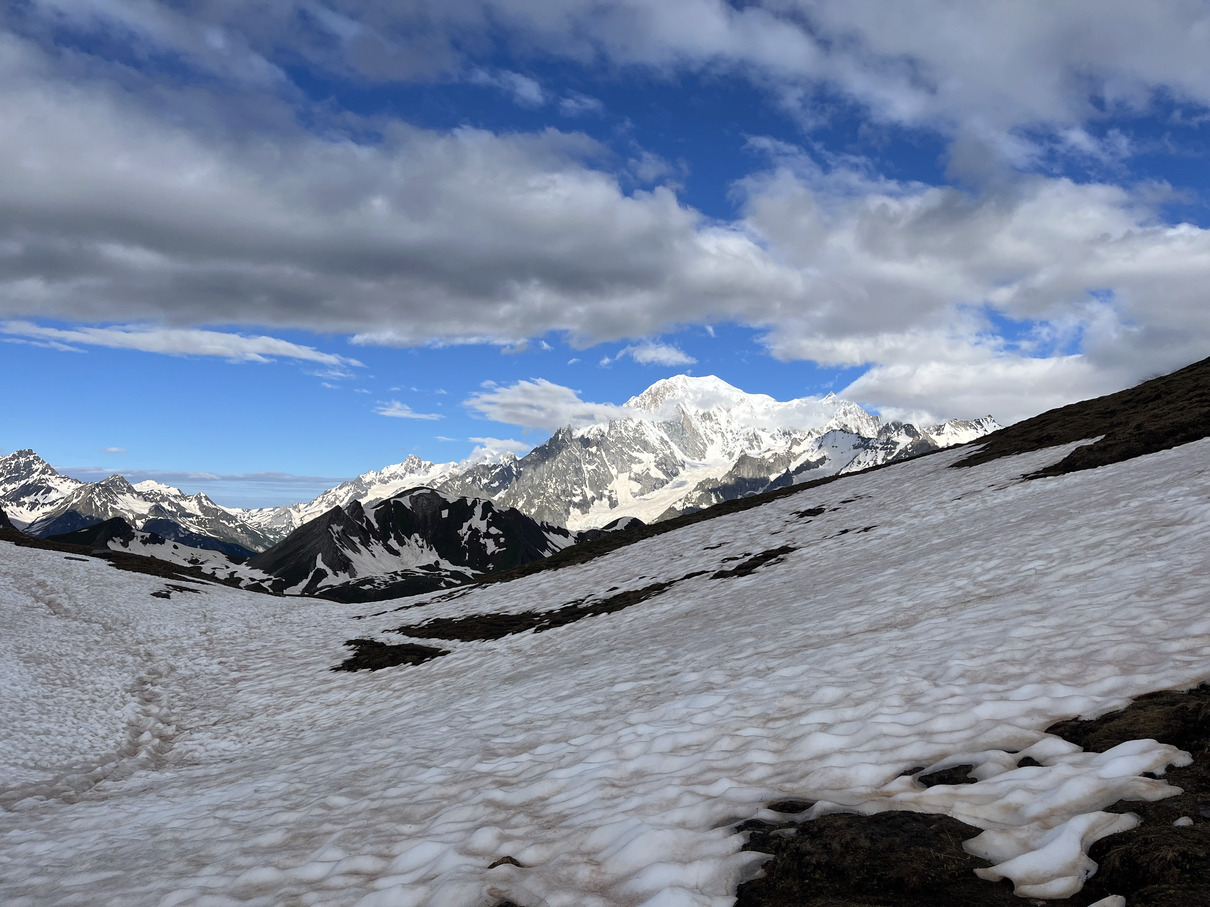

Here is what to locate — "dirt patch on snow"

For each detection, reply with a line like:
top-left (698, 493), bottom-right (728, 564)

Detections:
top-left (736, 682), bottom-right (1210, 905)
top-left (332, 638), bottom-right (449, 671)
top-left (1048, 683), bottom-right (1210, 906)
top-left (736, 810), bottom-right (1022, 906)
top-left (393, 575), bottom-right (701, 643)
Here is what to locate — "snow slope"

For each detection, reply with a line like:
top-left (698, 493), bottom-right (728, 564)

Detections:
top-left (2, 438), bottom-right (1208, 905)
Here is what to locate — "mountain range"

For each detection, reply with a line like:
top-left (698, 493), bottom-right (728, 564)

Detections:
top-left (242, 376), bottom-right (997, 534)
top-left (0, 375), bottom-right (997, 597)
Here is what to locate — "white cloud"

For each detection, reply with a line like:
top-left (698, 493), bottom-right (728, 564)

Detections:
top-left (374, 401), bottom-right (444, 420)
top-left (4, 9), bottom-right (1210, 425)
top-left (468, 68), bottom-right (545, 106)
top-left (0, 322), bottom-right (362, 366)
top-left (102, 447), bottom-right (126, 454)
top-left (465, 436), bottom-right (532, 460)
top-left (464, 379), bottom-right (635, 431)
top-left (559, 92), bottom-right (605, 117)
top-left (3, 337), bottom-right (84, 353)
top-left (843, 354), bottom-right (1113, 426)
top-left (601, 341), bottom-right (697, 367)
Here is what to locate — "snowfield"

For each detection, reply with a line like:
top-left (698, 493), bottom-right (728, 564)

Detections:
top-left (2, 438), bottom-right (1209, 905)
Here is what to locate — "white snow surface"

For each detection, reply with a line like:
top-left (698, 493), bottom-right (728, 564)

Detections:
top-left (2, 439), bottom-right (1209, 905)
top-left (132, 480), bottom-right (185, 497)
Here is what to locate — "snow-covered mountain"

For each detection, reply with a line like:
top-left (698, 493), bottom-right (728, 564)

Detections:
top-left (3, 357), bottom-right (1208, 905)
top-left (436, 376), bottom-right (998, 528)
top-left (0, 450), bottom-right (278, 553)
top-left (252, 376), bottom-right (998, 534)
top-left (246, 486), bottom-right (590, 601)
top-left (2, 378), bottom-right (997, 548)
top-left (237, 454), bottom-right (467, 540)
top-left (20, 472), bottom-right (277, 553)
top-left (0, 449), bottom-right (84, 526)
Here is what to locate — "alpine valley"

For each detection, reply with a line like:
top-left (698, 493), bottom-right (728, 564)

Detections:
top-left (4, 356), bottom-right (1210, 906)
top-left (0, 375), bottom-right (997, 599)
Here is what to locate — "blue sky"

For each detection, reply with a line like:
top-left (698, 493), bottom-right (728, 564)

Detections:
top-left (2, 1), bottom-right (1209, 507)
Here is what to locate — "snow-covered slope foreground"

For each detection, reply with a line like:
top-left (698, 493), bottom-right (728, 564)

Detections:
top-left (2, 436), bottom-right (1208, 905)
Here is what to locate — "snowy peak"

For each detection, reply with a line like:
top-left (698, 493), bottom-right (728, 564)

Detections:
top-left (0, 449), bottom-right (85, 525)
top-left (133, 479), bottom-right (185, 497)
top-left (0, 449), bottom-right (59, 482)
top-left (626, 375), bottom-right (758, 414)
top-left (924, 415), bottom-right (1002, 447)
top-left (96, 474), bottom-right (137, 495)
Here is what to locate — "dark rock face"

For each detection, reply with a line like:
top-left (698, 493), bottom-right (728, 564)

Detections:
top-left (246, 505), bottom-right (372, 592)
top-left (27, 510), bottom-right (105, 538)
top-left (0, 507), bottom-right (19, 533)
top-left (46, 516), bottom-right (138, 549)
top-left (140, 519), bottom-right (256, 559)
top-left (247, 487), bottom-right (582, 599)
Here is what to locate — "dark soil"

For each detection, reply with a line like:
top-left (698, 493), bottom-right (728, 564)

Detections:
top-left (1048, 684), bottom-right (1210, 906)
top-left (332, 638), bottom-right (449, 672)
top-left (915, 764), bottom-right (979, 787)
top-left (736, 683), bottom-right (1210, 906)
top-left (954, 354), bottom-right (1210, 476)
top-left (712, 545), bottom-right (798, 579)
top-left (794, 507), bottom-right (827, 520)
top-left (736, 810), bottom-right (1022, 906)
top-left (394, 576), bottom-right (697, 642)
top-left (150, 583), bottom-right (205, 600)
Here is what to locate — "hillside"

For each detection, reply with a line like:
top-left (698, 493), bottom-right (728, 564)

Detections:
top-left (2, 358), bottom-right (1209, 905)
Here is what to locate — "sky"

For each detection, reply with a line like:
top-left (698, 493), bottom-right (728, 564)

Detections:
top-left (2, 1), bottom-right (1209, 507)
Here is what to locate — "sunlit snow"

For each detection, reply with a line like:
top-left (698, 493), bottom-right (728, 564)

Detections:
top-left (2, 439), bottom-right (1208, 905)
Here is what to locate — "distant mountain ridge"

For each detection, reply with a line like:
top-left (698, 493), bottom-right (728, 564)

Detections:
top-left (246, 487), bottom-right (603, 602)
top-left (240, 375), bottom-right (998, 535)
top-left (0, 376), bottom-right (998, 550)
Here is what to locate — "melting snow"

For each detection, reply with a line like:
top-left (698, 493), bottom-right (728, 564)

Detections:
top-left (2, 439), bottom-right (1208, 905)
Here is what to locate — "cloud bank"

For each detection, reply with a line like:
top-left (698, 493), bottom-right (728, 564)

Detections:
top-left (2, 4), bottom-right (1209, 422)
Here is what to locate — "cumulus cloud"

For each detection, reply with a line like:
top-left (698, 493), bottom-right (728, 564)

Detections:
top-left (3, 7), bottom-right (1210, 423)
top-left (468, 69), bottom-right (545, 106)
top-left (731, 152), bottom-right (1210, 418)
top-left (44, 1), bottom-right (1207, 149)
top-left (374, 401), bottom-right (444, 420)
top-left (0, 322), bottom-right (362, 366)
top-left (0, 32), bottom-right (786, 346)
top-left (465, 436), bottom-right (532, 462)
top-left (465, 379), bottom-right (635, 431)
top-left (601, 341), bottom-right (696, 367)
top-left (842, 354), bottom-right (1112, 427)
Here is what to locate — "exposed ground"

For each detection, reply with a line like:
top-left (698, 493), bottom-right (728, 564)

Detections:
top-left (735, 684), bottom-right (1210, 906)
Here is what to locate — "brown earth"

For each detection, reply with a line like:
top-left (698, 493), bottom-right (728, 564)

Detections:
top-left (735, 683), bottom-right (1210, 906)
